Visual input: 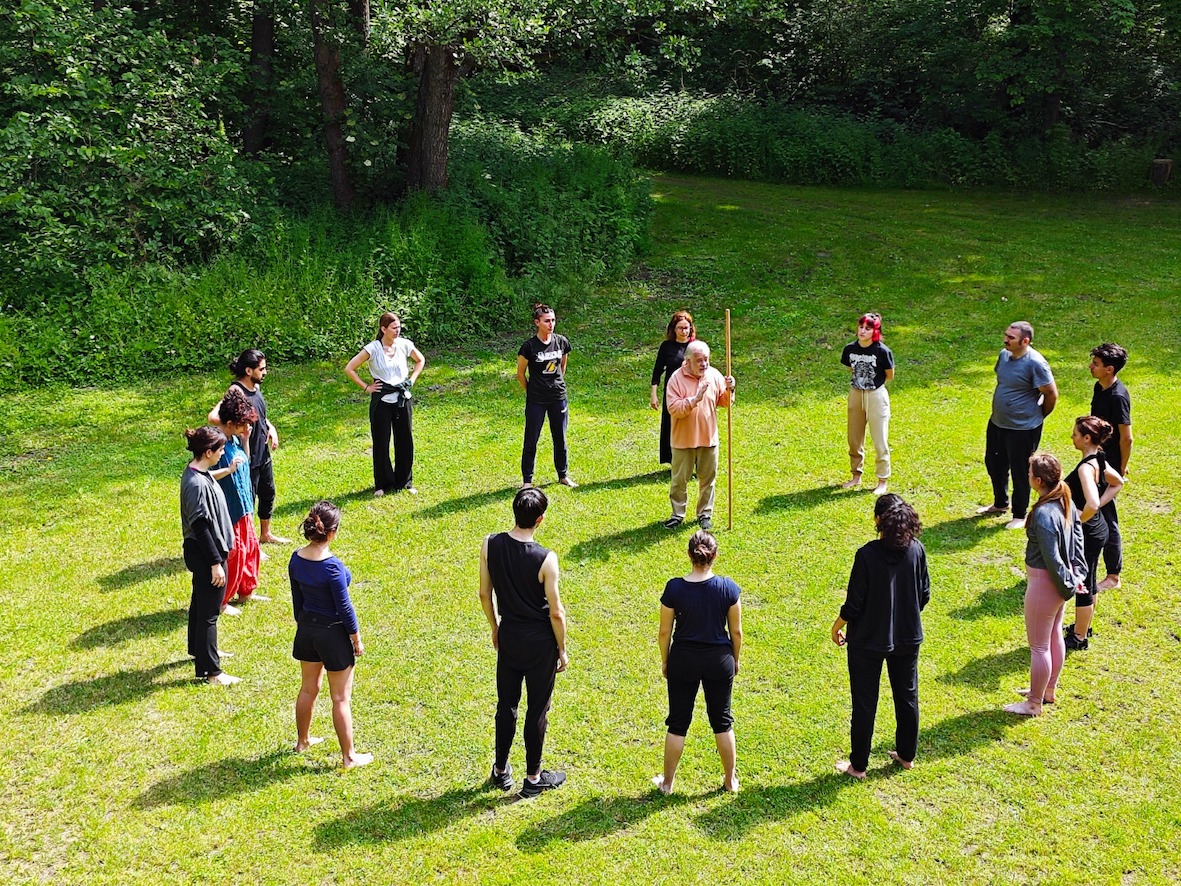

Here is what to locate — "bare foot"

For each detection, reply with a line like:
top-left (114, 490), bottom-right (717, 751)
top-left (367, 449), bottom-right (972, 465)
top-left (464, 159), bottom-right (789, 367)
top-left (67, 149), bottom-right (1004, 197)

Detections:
top-left (403, 486), bottom-right (418, 495)
top-left (1096, 575), bottom-right (1121, 592)
top-left (835, 760), bottom-right (866, 779)
top-left (259, 549), bottom-right (270, 562)
top-left (342, 752), bottom-right (375, 769)
top-left (216, 650), bottom-right (234, 659)
top-left (651, 774), bottom-right (673, 795)
top-left (1003, 701), bottom-right (1043, 716)
top-left (872, 481), bottom-right (888, 496)
top-left (295, 736), bottom-right (325, 753)
top-left (520, 482), bottom-right (533, 489)
top-left (236, 594), bottom-right (270, 603)
top-left (976, 504), bottom-right (1008, 516)
top-left (1017, 688), bottom-right (1055, 704)
top-left (559, 476), bottom-right (578, 488)
top-left (841, 476), bottom-right (862, 490)
top-left (373, 489), bottom-right (385, 498)
top-left (723, 776), bottom-right (740, 793)
top-left (887, 750), bottom-right (914, 770)
top-left (261, 534), bottom-right (291, 545)
top-left (1004, 517), bottom-right (1026, 530)
top-left (206, 673), bottom-right (240, 686)
top-left (222, 604), bottom-right (242, 617)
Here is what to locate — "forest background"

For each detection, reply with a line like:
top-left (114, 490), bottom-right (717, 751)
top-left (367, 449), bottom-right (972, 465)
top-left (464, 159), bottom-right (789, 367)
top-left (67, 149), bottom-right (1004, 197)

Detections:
top-left (2, 0), bottom-right (1179, 383)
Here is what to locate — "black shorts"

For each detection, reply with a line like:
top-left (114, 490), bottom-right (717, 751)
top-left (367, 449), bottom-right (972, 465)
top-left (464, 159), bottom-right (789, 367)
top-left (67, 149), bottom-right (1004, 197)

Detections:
top-left (293, 612), bottom-right (355, 671)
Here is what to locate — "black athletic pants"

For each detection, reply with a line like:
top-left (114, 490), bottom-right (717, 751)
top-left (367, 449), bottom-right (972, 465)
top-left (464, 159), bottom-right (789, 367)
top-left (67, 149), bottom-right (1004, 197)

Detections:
top-left (847, 644), bottom-right (919, 772)
top-left (1100, 499), bottom-right (1122, 576)
top-left (369, 394), bottom-right (414, 493)
top-left (521, 399), bottom-right (569, 483)
top-left (184, 538), bottom-right (223, 679)
top-left (250, 456), bottom-right (276, 521)
top-left (495, 630), bottom-right (559, 776)
top-left (984, 420), bottom-right (1043, 519)
top-left (1075, 514), bottom-right (1109, 605)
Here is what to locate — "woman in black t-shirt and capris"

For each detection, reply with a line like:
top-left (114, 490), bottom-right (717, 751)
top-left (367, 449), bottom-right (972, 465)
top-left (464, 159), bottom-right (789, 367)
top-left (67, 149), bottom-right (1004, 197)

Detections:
top-left (841, 312), bottom-right (895, 496)
top-left (517, 304), bottom-right (577, 488)
top-left (655, 531), bottom-right (743, 794)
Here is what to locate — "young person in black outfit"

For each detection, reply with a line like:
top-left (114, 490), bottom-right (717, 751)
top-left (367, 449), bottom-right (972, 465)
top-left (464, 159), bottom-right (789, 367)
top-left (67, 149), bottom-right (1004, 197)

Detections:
top-left (209, 349), bottom-right (289, 545)
top-left (832, 494), bottom-right (930, 778)
top-left (517, 304), bottom-right (577, 488)
top-left (655, 530), bottom-right (743, 794)
top-left (1063, 416), bottom-right (1123, 650)
top-left (1089, 343), bottom-right (1133, 592)
top-left (479, 487), bottom-right (569, 797)
top-left (649, 310), bottom-right (695, 466)
top-left (179, 426), bottom-right (239, 686)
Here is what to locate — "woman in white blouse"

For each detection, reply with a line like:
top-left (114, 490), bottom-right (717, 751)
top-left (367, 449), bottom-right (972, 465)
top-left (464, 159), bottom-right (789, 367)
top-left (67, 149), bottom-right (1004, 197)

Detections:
top-left (345, 312), bottom-right (426, 496)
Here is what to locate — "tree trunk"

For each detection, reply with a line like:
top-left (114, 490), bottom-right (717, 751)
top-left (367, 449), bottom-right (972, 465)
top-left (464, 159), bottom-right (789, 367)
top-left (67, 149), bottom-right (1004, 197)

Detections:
top-left (310, 0), bottom-right (355, 210)
top-left (404, 45), bottom-right (464, 193)
top-left (348, 0), bottom-right (369, 44)
top-left (242, 0), bottom-right (276, 156)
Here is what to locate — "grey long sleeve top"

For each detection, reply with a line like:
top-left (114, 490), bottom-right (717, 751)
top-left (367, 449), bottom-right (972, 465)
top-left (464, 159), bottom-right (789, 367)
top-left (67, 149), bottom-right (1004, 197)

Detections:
top-left (1024, 502), bottom-right (1086, 600)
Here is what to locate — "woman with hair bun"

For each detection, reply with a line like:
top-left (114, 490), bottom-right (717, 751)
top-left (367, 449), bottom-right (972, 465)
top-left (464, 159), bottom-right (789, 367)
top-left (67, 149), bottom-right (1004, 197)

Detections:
top-left (650, 310), bottom-right (695, 465)
top-left (1063, 417), bottom-right (1123, 650)
top-left (840, 312), bottom-right (894, 496)
top-left (289, 501), bottom-right (372, 768)
top-left (517, 304), bottom-right (576, 488)
top-left (832, 493), bottom-right (929, 777)
top-left (180, 426), bottom-right (239, 686)
top-left (213, 386), bottom-right (264, 613)
top-left (654, 530), bottom-right (742, 794)
top-left (1005, 453), bottom-right (1087, 716)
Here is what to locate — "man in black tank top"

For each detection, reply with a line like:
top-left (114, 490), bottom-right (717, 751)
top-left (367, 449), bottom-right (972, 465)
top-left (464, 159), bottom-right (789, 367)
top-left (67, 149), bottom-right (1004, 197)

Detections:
top-left (479, 488), bottom-right (569, 797)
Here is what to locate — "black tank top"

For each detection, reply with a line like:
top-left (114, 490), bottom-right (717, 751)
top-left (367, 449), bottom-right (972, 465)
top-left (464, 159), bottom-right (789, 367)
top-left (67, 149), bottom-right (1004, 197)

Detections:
top-left (487, 533), bottom-right (552, 630)
top-left (1065, 452), bottom-right (1107, 525)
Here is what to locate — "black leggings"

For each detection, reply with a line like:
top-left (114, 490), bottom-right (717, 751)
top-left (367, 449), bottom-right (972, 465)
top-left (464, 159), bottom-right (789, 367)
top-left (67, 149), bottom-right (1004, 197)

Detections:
top-left (665, 643), bottom-right (735, 736)
top-left (250, 458), bottom-right (276, 521)
top-left (495, 632), bottom-right (559, 776)
top-left (1075, 514), bottom-right (1109, 606)
top-left (183, 538), bottom-right (223, 679)
top-left (521, 399), bottom-right (569, 483)
top-left (847, 644), bottom-right (919, 772)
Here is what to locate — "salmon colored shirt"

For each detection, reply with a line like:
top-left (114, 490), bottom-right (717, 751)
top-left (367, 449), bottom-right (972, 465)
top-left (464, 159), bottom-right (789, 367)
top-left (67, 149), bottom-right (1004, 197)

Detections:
top-left (666, 365), bottom-right (732, 449)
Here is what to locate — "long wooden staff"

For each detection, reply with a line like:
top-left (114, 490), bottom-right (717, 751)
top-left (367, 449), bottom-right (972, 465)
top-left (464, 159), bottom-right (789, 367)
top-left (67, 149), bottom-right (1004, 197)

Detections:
top-left (725, 309), bottom-right (733, 531)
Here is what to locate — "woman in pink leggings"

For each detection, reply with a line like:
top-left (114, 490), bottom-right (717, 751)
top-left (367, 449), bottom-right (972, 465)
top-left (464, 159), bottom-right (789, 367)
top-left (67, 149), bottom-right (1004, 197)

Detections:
top-left (1005, 452), bottom-right (1086, 716)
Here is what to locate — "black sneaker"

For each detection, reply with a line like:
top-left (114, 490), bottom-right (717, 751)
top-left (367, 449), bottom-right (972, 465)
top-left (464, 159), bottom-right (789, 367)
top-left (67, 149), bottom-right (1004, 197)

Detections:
top-left (1064, 631), bottom-right (1089, 651)
top-left (698, 515), bottom-right (713, 531)
top-left (520, 769), bottom-right (566, 798)
top-left (1064, 623), bottom-right (1094, 638)
top-left (662, 516), bottom-right (684, 529)
top-left (489, 763), bottom-right (513, 791)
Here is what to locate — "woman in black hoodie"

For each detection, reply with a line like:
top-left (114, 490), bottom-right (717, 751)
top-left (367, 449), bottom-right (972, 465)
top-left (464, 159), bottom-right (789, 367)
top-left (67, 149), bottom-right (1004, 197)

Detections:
top-left (831, 494), bottom-right (930, 778)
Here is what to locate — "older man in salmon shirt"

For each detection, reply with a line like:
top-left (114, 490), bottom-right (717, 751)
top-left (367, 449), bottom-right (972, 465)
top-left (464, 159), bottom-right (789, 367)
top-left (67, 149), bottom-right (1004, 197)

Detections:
top-left (663, 341), bottom-right (736, 531)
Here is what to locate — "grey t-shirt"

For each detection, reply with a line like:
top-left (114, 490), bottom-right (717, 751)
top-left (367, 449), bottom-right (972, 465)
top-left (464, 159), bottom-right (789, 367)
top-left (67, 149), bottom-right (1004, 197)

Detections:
top-left (991, 347), bottom-right (1054, 430)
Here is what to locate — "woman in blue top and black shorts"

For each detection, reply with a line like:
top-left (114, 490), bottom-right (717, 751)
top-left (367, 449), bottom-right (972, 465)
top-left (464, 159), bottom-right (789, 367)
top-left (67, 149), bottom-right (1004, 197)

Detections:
top-left (655, 531), bottom-right (743, 793)
top-left (290, 501), bottom-right (373, 768)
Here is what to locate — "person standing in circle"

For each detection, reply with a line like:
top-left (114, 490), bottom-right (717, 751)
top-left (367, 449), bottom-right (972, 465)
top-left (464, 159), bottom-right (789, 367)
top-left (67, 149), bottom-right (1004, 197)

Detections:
top-left (517, 304), bottom-right (576, 488)
top-left (1088, 343), bottom-right (1133, 592)
top-left (180, 426), bottom-right (239, 686)
top-left (654, 530), bottom-right (742, 794)
top-left (841, 313), bottom-right (894, 496)
top-left (290, 501), bottom-right (373, 769)
top-left (345, 312), bottom-right (426, 497)
top-left (213, 386), bottom-right (265, 613)
top-left (832, 494), bottom-right (929, 778)
top-left (650, 311), bottom-right (695, 466)
top-left (209, 349), bottom-right (289, 545)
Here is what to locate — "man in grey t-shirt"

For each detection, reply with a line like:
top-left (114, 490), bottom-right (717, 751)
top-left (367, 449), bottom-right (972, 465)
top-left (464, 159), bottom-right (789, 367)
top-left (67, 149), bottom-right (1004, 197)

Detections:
top-left (977, 321), bottom-right (1058, 529)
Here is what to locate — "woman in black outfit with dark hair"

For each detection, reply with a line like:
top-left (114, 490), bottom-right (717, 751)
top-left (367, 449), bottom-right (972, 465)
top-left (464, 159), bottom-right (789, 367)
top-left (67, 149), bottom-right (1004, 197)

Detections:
top-left (180, 426), bottom-right (239, 686)
top-left (649, 310), bottom-right (695, 465)
top-left (832, 494), bottom-right (929, 778)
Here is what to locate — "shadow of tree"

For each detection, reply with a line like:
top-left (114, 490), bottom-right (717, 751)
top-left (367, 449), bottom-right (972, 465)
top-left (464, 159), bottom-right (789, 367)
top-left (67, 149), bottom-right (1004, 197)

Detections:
top-left (922, 515), bottom-right (1008, 555)
top-left (313, 786), bottom-right (501, 848)
top-left (134, 750), bottom-right (323, 808)
top-left (919, 708), bottom-right (1022, 761)
top-left (568, 521), bottom-right (672, 562)
top-left (947, 580), bottom-right (1025, 620)
top-left (97, 556), bottom-right (185, 591)
top-left (416, 485), bottom-right (519, 520)
top-left (692, 772), bottom-right (852, 841)
top-left (937, 646), bottom-right (1028, 690)
top-left (516, 791), bottom-right (690, 852)
top-left (754, 484), bottom-right (847, 514)
top-left (24, 659), bottom-right (192, 715)
top-left (271, 488), bottom-right (382, 520)
top-left (70, 608), bottom-right (188, 649)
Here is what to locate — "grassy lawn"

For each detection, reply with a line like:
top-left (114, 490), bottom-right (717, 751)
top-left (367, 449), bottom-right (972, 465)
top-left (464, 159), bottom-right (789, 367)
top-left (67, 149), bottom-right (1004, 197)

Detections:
top-left (2, 176), bottom-right (1180, 885)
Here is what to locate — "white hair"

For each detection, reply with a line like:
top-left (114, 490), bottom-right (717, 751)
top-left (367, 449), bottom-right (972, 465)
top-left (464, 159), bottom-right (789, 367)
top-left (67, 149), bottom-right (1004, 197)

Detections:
top-left (685, 340), bottom-right (710, 360)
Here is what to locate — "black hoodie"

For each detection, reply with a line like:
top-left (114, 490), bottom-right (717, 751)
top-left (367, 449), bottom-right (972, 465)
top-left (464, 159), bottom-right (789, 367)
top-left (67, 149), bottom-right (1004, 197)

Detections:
top-left (839, 539), bottom-right (930, 652)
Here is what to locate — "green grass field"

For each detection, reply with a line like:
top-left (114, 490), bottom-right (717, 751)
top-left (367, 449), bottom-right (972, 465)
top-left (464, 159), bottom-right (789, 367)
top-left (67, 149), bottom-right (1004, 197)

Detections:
top-left (2, 176), bottom-right (1180, 884)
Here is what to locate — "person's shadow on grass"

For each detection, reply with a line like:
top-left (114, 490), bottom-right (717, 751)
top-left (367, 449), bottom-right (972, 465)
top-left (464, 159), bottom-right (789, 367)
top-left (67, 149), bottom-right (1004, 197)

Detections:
top-left (270, 488), bottom-right (382, 520)
top-left (97, 556), bottom-right (185, 592)
top-left (922, 515), bottom-right (1008, 554)
top-left (417, 485), bottom-right (519, 519)
top-left (692, 772), bottom-right (853, 841)
top-left (937, 645), bottom-right (1028, 691)
top-left (313, 786), bottom-right (503, 848)
top-left (919, 708), bottom-right (1023, 761)
top-left (23, 659), bottom-right (192, 715)
top-left (567, 521), bottom-right (677, 563)
top-left (70, 608), bottom-right (187, 649)
top-left (516, 791), bottom-right (690, 852)
top-left (134, 750), bottom-right (323, 808)
top-left (754, 483), bottom-right (847, 514)
top-left (946, 579), bottom-right (1025, 620)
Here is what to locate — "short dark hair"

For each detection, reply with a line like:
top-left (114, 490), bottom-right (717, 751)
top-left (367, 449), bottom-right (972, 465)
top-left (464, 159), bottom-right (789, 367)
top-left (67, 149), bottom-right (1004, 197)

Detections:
top-left (513, 487), bottom-right (548, 528)
top-left (874, 494), bottom-right (922, 549)
top-left (1091, 342), bottom-right (1127, 373)
top-left (1009, 321), bottom-right (1034, 343)
top-left (229, 348), bottom-right (266, 377)
top-left (183, 425), bottom-right (227, 456)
